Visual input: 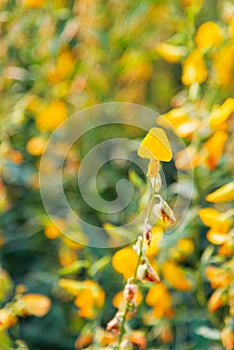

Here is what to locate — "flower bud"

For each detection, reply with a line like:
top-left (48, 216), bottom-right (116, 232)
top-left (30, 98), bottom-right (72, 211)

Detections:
top-left (123, 281), bottom-right (138, 303)
top-left (137, 263), bottom-right (160, 284)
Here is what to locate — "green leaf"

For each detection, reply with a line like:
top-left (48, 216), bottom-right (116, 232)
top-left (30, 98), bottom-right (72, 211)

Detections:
top-left (88, 255), bottom-right (111, 277)
top-left (57, 261), bottom-right (89, 275)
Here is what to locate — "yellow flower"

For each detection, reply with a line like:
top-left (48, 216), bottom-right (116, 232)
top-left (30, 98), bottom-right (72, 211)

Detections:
top-left (199, 207), bottom-right (232, 245)
top-left (212, 45), bottom-right (234, 86)
top-left (198, 207), bottom-right (231, 228)
top-left (138, 127), bottom-right (172, 162)
top-left (208, 98), bottom-right (234, 127)
top-left (208, 288), bottom-right (227, 312)
top-left (74, 281), bottom-right (105, 319)
top-left (204, 130), bottom-right (228, 169)
top-left (22, 294), bottom-right (51, 317)
top-left (169, 238), bottom-right (195, 260)
top-left (155, 43), bottom-right (187, 63)
top-left (112, 247), bottom-right (138, 280)
top-left (195, 22), bottom-right (222, 49)
top-left (26, 136), bottom-right (47, 156)
top-left (179, 0), bottom-right (204, 8)
top-left (206, 266), bottom-right (230, 288)
top-left (146, 283), bottom-right (172, 318)
top-left (23, 0), bottom-right (45, 8)
top-left (48, 51), bottom-right (75, 83)
top-left (162, 261), bottom-right (193, 291)
top-left (182, 49), bottom-right (207, 85)
top-left (206, 182), bottom-right (234, 202)
top-left (0, 309), bottom-right (17, 330)
top-left (44, 221), bottom-right (63, 240)
top-left (157, 107), bottom-right (200, 137)
top-left (59, 279), bottom-right (105, 319)
top-left (175, 146), bottom-right (202, 170)
top-left (35, 101), bottom-right (67, 132)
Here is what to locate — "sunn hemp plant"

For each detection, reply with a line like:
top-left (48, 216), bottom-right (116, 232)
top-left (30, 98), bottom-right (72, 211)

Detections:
top-left (107, 127), bottom-right (176, 349)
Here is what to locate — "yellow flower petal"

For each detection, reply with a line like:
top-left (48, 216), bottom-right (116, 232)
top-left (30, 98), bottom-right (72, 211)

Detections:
top-left (35, 100), bottom-right (67, 132)
top-left (112, 247), bottom-right (138, 280)
top-left (198, 208), bottom-right (230, 228)
top-left (22, 294), bottom-right (51, 317)
top-left (206, 182), bottom-right (234, 203)
top-left (156, 43), bottom-right (187, 63)
top-left (195, 22), bottom-right (223, 49)
top-left (212, 46), bottom-right (234, 87)
top-left (207, 229), bottom-right (228, 245)
top-left (26, 137), bottom-right (47, 156)
top-left (204, 130), bottom-right (228, 169)
top-left (182, 49), bottom-right (207, 85)
top-left (138, 127), bottom-right (172, 162)
top-left (162, 261), bottom-right (193, 291)
top-left (208, 98), bottom-right (234, 127)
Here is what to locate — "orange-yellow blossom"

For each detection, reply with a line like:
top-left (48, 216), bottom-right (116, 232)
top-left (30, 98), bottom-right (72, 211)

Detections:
top-left (182, 49), bottom-right (207, 85)
top-left (208, 98), bottom-right (234, 127)
top-left (162, 261), bottom-right (193, 291)
top-left (35, 100), bottom-right (67, 132)
top-left (112, 247), bottom-right (138, 280)
top-left (156, 43), bottom-right (187, 63)
top-left (195, 22), bottom-right (222, 49)
top-left (22, 294), bottom-right (51, 317)
top-left (146, 283), bottom-right (173, 318)
top-left (157, 107), bottom-right (200, 137)
top-left (206, 182), bottom-right (234, 202)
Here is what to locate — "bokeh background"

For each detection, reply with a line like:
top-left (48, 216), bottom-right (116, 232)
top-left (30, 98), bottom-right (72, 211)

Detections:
top-left (0, 0), bottom-right (233, 349)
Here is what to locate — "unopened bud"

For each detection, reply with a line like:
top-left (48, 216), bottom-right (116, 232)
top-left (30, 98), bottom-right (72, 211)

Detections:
top-left (106, 312), bottom-right (122, 334)
top-left (161, 201), bottom-right (176, 224)
top-left (137, 263), bottom-right (160, 284)
top-left (144, 224), bottom-right (152, 247)
top-left (123, 281), bottom-right (138, 303)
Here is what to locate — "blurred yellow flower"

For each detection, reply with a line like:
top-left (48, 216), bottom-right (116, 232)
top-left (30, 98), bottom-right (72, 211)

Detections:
top-left (182, 49), bottom-right (207, 85)
top-left (179, 0), bottom-right (204, 8)
top-left (0, 309), bottom-right (17, 330)
top-left (206, 182), bottom-right (234, 202)
top-left (48, 51), bottom-right (75, 83)
top-left (74, 280), bottom-right (105, 319)
top-left (206, 266), bottom-right (230, 288)
top-left (146, 283), bottom-right (173, 318)
top-left (35, 101), bottom-right (67, 132)
top-left (204, 130), bottom-right (228, 169)
top-left (22, 294), bottom-right (51, 317)
top-left (208, 98), bottom-right (234, 127)
top-left (169, 238), bottom-right (195, 261)
top-left (195, 22), bottom-right (222, 49)
top-left (208, 288), bottom-right (226, 312)
top-left (212, 45), bottom-right (234, 86)
top-left (23, 0), bottom-right (45, 8)
top-left (175, 146), bottom-right (202, 170)
top-left (138, 127), bottom-right (172, 162)
top-left (26, 136), bottom-right (47, 156)
top-left (198, 207), bottom-right (231, 229)
top-left (158, 107), bottom-right (200, 137)
top-left (156, 43), bottom-right (187, 63)
top-left (44, 221), bottom-right (62, 239)
top-left (162, 261), bottom-right (193, 291)
top-left (112, 247), bottom-right (138, 280)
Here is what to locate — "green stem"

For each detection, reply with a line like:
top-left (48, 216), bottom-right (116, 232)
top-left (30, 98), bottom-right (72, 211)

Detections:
top-left (116, 177), bottom-right (157, 349)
